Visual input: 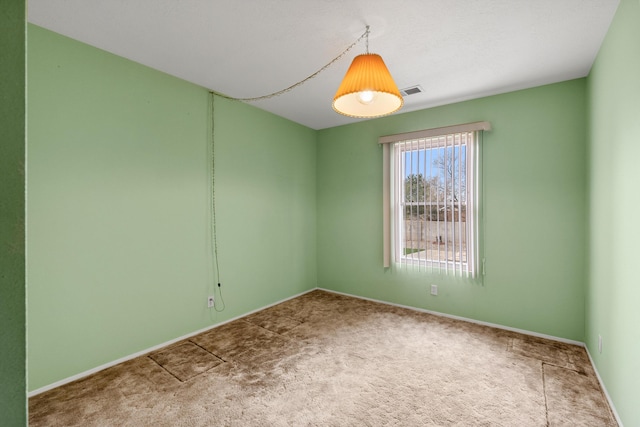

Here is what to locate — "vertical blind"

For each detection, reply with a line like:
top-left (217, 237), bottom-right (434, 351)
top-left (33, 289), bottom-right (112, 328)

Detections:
top-left (379, 122), bottom-right (490, 277)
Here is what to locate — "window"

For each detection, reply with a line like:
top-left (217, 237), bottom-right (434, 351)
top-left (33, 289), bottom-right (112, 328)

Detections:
top-left (379, 122), bottom-right (490, 277)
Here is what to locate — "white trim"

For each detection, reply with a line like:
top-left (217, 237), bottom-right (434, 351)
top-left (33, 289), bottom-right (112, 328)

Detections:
top-left (318, 287), bottom-right (584, 346)
top-left (389, 131), bottom-right (481, 278)
top-left (321, 288), bottom-right (622, 425)
top-left (584, 347), bottom-right (624, 427)
top-left (378, 121), bottom-right (491, 145)
top-left (382, 143), bottom-right (391, 267)
top-left (30, 285), bottom-right (623, 427)
top-left (28, 288), bottom-right (316, 397)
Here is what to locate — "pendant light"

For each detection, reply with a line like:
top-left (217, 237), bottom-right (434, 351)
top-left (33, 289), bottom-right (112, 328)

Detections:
top-left (332, 26), bottom-right (403, 118)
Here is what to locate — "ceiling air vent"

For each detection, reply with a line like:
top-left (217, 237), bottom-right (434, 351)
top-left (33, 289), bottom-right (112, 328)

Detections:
top-left (400, 85), bottom-right (424, 97)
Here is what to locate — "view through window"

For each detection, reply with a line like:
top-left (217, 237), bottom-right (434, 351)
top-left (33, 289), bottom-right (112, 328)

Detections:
top-left (380, 122), bottom-right (489, 276)
top-left (390, 128), bottom-right (485, 276)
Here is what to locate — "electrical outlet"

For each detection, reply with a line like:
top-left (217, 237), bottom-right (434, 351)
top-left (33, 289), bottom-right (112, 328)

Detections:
top-left (598, 335), bottom-right (602, 354)
top-left (430, 284), bottom-right (438, 296)
top-left (207, 296), bottom-right (215, 308)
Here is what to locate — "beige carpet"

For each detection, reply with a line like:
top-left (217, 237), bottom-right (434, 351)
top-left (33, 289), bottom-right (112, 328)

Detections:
top-left (29, 290), bottom-right (617, 426)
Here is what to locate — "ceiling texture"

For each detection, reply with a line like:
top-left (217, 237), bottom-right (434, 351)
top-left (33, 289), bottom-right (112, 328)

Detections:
top-left (28, 0), bottom-right (619, 130)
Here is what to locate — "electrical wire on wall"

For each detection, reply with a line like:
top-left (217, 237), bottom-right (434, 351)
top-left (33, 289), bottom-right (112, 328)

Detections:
top-left (209, 92), bottom-right (225, 312)
top-left (207, 26), bottom-right (370, 103)
top-left (205, 27), bottom-right (370, 312)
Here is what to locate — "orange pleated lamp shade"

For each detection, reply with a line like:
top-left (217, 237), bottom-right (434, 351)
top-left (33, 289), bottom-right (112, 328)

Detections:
top-left (332, 53), bottom-right (403, 118)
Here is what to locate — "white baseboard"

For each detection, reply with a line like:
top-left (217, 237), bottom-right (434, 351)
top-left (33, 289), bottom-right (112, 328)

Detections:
top-left (584, 346), bottom-right (624, 427)
top-left (28, 287), bottom-right (316, 397)
top-left (319, 287), bottom-right (584, 346)
top-left (320, 287), bottom-right (624, 425)
top-left (29, 285), bottom-right (623, 427)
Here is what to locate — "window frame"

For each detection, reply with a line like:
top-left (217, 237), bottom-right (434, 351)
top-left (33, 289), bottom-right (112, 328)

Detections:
top-left (379, 122), bottom-right (490, 277)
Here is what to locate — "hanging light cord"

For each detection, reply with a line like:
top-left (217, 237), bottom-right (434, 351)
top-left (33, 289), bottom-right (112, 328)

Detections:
top-left (209, 26), bottom-right (370, 102)
top-left (365, 25), bottom-right (370, 54)
top-left (209, 93), bottom-right (225, 312)
top-left (207, 27), bottom-right (371, 312)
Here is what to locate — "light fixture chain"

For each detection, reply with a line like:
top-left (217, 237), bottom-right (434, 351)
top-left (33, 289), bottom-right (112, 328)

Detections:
top-left (365, 25), bottom-right (370, 54)
top-left (210, 26), bottom-right (370, 102)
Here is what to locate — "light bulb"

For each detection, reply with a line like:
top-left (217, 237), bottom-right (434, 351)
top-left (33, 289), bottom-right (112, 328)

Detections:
top-left (357, 90), bottom-right (375, 105)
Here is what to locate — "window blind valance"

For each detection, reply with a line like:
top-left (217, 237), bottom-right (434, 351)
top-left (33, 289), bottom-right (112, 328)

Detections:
top-left (378, 121), bottom-right (491, 145)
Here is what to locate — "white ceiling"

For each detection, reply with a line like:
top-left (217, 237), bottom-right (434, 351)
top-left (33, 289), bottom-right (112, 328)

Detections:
top-left (28, 0), bottom-right (619, 130)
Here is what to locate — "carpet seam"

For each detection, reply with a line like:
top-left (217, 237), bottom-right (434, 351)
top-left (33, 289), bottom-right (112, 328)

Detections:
top-left (148, 341), bottom-right (227, 382)
top-left (29, 290), bottom-right (616, 426)
top-left (542, 362), bottom-right (550, 427)
top-left (188, 339), bottom-right (229, 363)
top-left (541, 361), bottom-right (619, 426)
top-left (244, 314), bottom-right (305, 337)
top-left (241, 318), bottom-right (290, 338)
top-left (146, 355), bottom-right (185, 383)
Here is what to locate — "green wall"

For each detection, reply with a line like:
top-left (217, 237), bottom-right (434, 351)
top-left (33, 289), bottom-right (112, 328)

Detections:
top-left (587, 0), bottom-right (640, 425)
top-left (317, 79), bottom-right (587, 341)
top-left (0, 1), bottom-right (27, 424)
top-left (27, 25), bottom-right (316, 391)
top-left (26, 6), bottom-right (638, 423)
